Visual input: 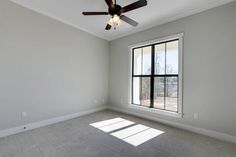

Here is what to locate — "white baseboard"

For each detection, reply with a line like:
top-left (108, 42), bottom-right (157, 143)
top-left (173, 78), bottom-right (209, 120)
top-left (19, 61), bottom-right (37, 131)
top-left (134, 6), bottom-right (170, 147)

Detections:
top-left (0, 106), bottom-right (107, 138)
top-left (2, 105), bottom-right (235, 144)
top-left (108, 106), bottom-right (236, 144)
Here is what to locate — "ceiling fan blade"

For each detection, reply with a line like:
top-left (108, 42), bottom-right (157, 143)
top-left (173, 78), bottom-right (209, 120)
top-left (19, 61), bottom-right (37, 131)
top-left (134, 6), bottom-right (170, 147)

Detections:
top-left (105, 24), bottom-right (112, 30)
top-left (105, 0), bottom-right (115, 8)
top-left (121, 0), bottom-right (147, 13)
top-left (82, 12), bottom-right (108, 15)
top-left (120, 15), bottom-right (138, 27)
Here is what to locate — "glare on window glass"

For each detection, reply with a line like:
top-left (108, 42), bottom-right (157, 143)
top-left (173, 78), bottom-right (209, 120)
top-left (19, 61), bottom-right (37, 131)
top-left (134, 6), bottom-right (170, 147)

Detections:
top-left (133, 77), bottom-right (141, 104)
top-left (134, 49), bottom-right (142, 75)
top-left (166, 41), bottom-right (178, 74)
top-left (141, 77), bottom-right (150, 107)
top-left (154, 77), bottom-right (165, 109)
top-left (142, 46), bottom-right (151, 75)
top-left (155, 44), bottom-right (165, 75)
top-left (165, 77), bottom-right (178, 112)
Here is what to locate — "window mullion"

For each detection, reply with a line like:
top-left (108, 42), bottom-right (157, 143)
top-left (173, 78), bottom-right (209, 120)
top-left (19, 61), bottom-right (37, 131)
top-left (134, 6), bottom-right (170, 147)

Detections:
top-left (141, 48), bottom-right (143, 105)
top-left (141, 48), bottom-right (143, 75)
top-left (164, 43), bottom-right (167, 110)
top-left (150, 45), bottom-right (155, 108)
top-left (140, 77), bottom-right (142, 105)
top-left (131, 49), bottom-right (134, 104)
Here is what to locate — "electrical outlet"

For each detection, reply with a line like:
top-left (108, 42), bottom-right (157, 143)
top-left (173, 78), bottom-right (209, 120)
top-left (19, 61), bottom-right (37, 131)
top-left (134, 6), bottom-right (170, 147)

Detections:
top-left (22, 112), bottom-right (27, 118)
top-left (194, 113), bottom-right (199, 120)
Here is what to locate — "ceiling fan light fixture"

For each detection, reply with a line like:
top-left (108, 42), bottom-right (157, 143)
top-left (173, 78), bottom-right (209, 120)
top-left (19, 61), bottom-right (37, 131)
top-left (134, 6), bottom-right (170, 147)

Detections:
top-left (112, 14), bottom-right (120, 24)
top-left (108, 14), bottom-right (122, 29)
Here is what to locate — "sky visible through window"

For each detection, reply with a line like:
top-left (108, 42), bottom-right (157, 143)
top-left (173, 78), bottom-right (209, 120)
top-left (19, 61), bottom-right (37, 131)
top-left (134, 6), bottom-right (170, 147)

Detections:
top-left (134, 41), bottom-right (178, 75)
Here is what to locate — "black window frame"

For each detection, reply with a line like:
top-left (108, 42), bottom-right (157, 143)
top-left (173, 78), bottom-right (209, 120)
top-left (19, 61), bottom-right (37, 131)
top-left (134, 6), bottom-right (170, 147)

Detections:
top-left (131, 39), bottom-right (180, 113)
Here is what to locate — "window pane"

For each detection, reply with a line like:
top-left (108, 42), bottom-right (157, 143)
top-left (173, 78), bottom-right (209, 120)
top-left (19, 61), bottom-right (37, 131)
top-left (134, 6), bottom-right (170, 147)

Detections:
top-left (166, 41), bottom-right (178, 74)
top-left (155, 44), bottom-right (165, 74)
top-left (140, 77), bottom-right (151, 107)
top-left (132, 39), bottom-right (180, 113)
top-left (165, 77), bottom-right (178, 112)
top-left (133, 77), bottom-right (141, 104)
top-left (154, 77), bottom-right (165, 109)
top-left (142, 46), bottom-right (151, 75)
top-left (133, 49), bottom-right (142, 75)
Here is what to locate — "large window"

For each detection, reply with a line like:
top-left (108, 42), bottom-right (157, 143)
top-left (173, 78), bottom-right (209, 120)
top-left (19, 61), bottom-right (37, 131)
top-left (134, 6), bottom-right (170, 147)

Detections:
top-left (131, 34), bottom-right (183, 115)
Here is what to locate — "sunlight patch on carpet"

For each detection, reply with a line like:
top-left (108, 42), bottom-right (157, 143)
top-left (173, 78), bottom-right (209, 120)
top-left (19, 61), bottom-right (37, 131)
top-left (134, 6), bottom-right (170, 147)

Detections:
top-left (90, 118), bottom-right (164, 146)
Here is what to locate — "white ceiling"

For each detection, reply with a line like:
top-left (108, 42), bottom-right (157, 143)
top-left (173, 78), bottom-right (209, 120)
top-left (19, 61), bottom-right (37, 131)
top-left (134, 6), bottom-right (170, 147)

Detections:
top-left (10, 0), bottom-right (234, 41)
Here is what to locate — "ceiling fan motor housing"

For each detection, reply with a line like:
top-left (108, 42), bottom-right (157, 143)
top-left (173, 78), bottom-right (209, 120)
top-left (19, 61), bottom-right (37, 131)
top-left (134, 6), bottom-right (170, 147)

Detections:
top-left (108, 5), bottom-right (122, 16)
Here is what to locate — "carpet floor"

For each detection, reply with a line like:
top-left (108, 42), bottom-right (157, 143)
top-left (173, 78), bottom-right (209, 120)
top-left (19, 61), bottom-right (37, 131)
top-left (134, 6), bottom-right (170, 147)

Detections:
top-left (0, 110), bottom-right (235, 157)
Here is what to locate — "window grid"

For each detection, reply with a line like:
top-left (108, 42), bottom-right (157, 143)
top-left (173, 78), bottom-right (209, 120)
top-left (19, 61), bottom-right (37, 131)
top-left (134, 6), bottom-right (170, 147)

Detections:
top-left (131, 39), bottom-right (179, 113)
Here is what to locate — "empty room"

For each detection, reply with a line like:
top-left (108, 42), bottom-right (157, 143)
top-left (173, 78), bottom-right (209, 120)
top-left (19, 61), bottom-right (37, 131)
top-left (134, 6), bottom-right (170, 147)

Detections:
top-left (0, 0), bottom-right (236, 156)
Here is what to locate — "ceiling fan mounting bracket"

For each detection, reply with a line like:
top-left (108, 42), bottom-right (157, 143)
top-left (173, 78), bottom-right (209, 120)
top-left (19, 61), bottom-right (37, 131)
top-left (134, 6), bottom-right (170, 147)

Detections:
top-left (108, 5), bottom-right (122, 16)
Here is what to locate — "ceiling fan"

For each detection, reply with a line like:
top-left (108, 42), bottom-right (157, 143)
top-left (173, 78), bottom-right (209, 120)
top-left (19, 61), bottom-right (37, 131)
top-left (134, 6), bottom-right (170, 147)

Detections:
top-left (82, 0), bottom-right (147, 30)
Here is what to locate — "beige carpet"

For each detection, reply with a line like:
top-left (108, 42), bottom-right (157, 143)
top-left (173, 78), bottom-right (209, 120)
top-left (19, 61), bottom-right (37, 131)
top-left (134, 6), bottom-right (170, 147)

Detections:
top-left (0, 110), bottom-right (235, 157)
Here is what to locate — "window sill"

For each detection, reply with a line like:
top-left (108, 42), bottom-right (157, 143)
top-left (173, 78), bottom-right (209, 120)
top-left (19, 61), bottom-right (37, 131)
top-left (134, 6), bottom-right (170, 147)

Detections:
top-left (128, 104), bottom-right (183, 118)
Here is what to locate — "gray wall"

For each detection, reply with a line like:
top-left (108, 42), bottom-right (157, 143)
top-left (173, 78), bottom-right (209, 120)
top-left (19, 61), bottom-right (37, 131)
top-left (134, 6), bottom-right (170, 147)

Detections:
top-left (1, 0), bottom-right (236, 138)
top-left (0, 0), bottom-right (109, 130)
top-left (109, 1), bottom-right (236, 136)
